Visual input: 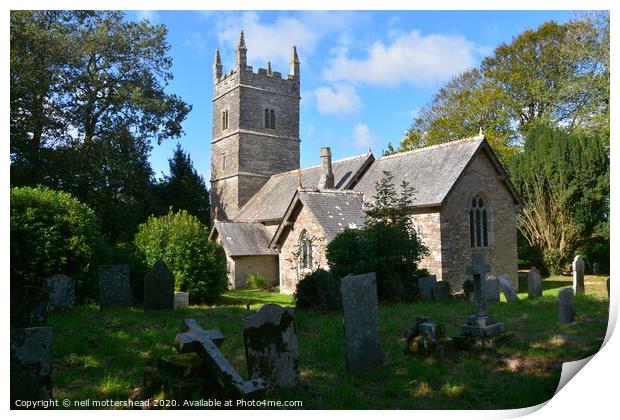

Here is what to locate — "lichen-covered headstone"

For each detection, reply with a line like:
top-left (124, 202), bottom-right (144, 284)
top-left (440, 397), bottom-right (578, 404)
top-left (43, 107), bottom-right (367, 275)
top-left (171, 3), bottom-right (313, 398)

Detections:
top-left (498, 274), bottom-right (519, 303)
top-left (432, 281), bottom-right (451, 301)
top-left (43, 274), bottom-right (75, 313)
top-left (242, 304), bottom-right (299, 388)
top-left (485, 276), bottom-right (500, 302)
top-left (143, 260), bottom-right (174, 310)
top-left (572, 255), bottom-right (585, 294)
top-left (98, 264), bottom-right (132, 309)
top-left (11, 286), bottom-right (48, 327)
top-left (558, 287), bottom-right (575, 324)
top-left (528, 267), bottom-right (543, 298)
top-left (10, 327), bottom-right (53, 406)
top-left (418, 275), bottom-right (437, 301)
top-left (174, 292), bottom-right (189, 309)
top-left (340, 272), bottom-right (382, 372)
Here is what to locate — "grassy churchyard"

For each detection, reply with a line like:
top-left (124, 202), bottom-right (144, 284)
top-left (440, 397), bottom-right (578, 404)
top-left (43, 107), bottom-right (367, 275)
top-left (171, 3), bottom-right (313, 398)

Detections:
top-left (48, 273), bottom-right (609, 410)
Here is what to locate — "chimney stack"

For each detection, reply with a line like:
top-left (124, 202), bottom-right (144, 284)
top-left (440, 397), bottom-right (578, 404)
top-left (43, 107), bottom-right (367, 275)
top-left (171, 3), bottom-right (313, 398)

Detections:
top-left (318, 147), bottom-right (334, 189)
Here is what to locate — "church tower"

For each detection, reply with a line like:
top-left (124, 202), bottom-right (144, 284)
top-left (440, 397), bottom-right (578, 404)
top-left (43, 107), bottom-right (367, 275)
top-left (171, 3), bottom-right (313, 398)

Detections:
top-left (211, 32), bottom-right (301, 221)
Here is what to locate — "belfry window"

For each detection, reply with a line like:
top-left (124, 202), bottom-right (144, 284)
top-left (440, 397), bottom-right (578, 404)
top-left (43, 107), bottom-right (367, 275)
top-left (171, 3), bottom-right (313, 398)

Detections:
top-left (222, 110), bottom-right (229, 130)
top-left (264, 108), bottom-right (276, 129)
top-left (469, 195), bottom-right (489, 247)
top-left (299, 230), bottom-right (313, 270)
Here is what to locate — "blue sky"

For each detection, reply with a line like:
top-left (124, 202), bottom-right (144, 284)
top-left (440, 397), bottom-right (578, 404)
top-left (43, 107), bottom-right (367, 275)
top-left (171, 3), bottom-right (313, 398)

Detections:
top-left (126, 10), bottom-right (574, 182)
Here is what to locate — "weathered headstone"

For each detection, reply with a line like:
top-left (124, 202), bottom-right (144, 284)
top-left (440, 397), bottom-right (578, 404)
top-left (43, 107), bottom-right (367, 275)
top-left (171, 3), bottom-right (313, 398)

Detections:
top-left (174, 292), bottom-right (189, 309)
top-left (432, 281), bottom-right (451, 301)
top-left (43, 274), bottom-right (75, 313)
top-left (485, 275), bottom-right (500, 302)
top-left (340, 272), bottom-right (382, 372)
top-left (10, 327), bottom-right (53, 406)
top-left (144, 260), bottom-right (175, 310)
top-left (528, 267), bottom-right (543, 298)
top-left (558, 287), bottom-right (575, 324)
top-left (175, 319), bottom-right (265, 396)
top-left (498, 274), bottom-right (519, 303)
top-left (242, 304), bottom-right (299, 388)
top-left (98, 264), bottom-right (132, 309)
top-left (572, 255), bottom-right (585, 294)
top-left (593, 262), bottom-right (600, 275)
top-left (11, 286), bottom-right (48, 327)
top-left (418, 275), bottom-right (437, 301)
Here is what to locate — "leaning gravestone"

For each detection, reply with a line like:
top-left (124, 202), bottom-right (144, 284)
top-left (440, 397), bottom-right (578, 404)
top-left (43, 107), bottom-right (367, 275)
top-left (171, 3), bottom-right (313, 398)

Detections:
top-left (340, 272), bottom-right (383, 372)
top-left (528, 267), bottom-right (543, 298)
top-left (174, 292), bottom-right (189, 309)
top-left (432, 281), bottom-right (451, 301)
top-left (486, 275), bottom-right (500, 302)
top-left (43, 274), bottom-right (75, 313)
top-left (10, 327), bottom-right (53, 406)
top-left (98, 264), bottom-right (132, 309)
top-left (572, 255), bottom-right (585, 294)
top-left (498, 274), bottom-right (519, 303)
top-left (558, 287), bottom-right (575, 324)
top-left (243, 304), bottom-right (299, 388)
top-left (418, 275), bottom-right (437, 301)
top-left (144, 260), bottom-right (175, 310)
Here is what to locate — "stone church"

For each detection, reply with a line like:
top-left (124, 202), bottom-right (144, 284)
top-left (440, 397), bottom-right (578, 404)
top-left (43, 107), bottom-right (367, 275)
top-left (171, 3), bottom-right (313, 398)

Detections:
top-left (209, 32), bottom-right (522, 294)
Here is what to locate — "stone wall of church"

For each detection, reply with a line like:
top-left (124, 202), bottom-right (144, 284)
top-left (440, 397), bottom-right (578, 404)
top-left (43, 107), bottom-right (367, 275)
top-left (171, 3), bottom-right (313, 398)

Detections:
top-left (439, 150), bottom-right (519, 290)
top-left (229, 255), bottom-right (279, 289)
top-left (278, 205), bottom-right (329, 294)
top-left (409, 209), bottom-right (442, 278)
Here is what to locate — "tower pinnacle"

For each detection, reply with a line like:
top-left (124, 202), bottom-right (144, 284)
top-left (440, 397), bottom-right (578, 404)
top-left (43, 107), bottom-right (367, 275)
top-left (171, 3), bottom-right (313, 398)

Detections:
top-left (289, 45), bottom-right (300, 78)
top-left (213, 48), bottom-right (222, 81)
top-left (236, 30), bottom-right (247, 69)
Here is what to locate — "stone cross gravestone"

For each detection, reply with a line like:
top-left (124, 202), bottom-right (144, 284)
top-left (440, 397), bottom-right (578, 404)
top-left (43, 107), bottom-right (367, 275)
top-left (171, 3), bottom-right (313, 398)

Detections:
top-left (498, 274), bottom-right (519, 303)
top-left (10, 327), bottom-right (53, 406)
top-left (528, 267), bottom-right (543, 298)
top-left (43, 274), bottom-right (75, 313)
top-left (485, 275), bottom-right (500, 302)
top-left (572, 255), bottom-right (585, 294)
top-left (340, 272), bottom-right (383, 373)
top-left (418, 275), bottom-right (437, 301)
top-left (242, 304), bottom-right (299, 388)
top-left (174, 292), bottom-right (189, 309)
top-left (175, 319), bottom-right (265, 396)
top-left (143, 260), bottom-right (175, 311)
top-left (432, 281), bottom-right (451, 301)
top-left (98, 264), bottom-right (132, 309)
top-left (558, 287), bottom-right (575, 324)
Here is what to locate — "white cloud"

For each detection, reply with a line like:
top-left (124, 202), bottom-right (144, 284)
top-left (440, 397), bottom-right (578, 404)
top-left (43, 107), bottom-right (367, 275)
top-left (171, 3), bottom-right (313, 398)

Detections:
top-left (137, 10), bottom-right (159, 23)
top-left (324, 30), bottom-right (483, 86)
top-left (314, 84), bottom-right (361, 115)
top-left (352, 123), bottom-right (378, 150)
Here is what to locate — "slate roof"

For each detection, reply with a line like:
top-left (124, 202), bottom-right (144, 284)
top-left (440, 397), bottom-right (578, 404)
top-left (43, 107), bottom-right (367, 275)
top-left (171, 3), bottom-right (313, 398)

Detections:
top-left (352, 135), bottom-right (490, 207)
top-left (234, 152), bottom-right (373, 222)
top-left (210, 221), bottom-right (277, 256)
top-left (271, 189), bottom-right (365, 246)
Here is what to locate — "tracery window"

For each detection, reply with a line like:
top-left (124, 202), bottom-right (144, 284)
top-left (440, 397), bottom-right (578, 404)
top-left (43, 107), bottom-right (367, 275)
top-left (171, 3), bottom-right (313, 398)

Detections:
top-left (469, 194), bottom-right (489, 247)
top-left (299, 230), bottom-right (313, 269)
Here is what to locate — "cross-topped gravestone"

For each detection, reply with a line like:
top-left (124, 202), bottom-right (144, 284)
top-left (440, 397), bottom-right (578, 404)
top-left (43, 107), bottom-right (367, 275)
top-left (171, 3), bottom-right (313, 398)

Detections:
top-left (174, 319), bottom-right (265, 396)
top-left (465, 253), bottom-right (491, 317)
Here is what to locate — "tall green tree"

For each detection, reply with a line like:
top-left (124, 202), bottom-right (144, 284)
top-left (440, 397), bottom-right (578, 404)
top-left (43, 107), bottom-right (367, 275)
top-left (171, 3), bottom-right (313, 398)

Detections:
top-left (158, 143), bottom-right (211, 227)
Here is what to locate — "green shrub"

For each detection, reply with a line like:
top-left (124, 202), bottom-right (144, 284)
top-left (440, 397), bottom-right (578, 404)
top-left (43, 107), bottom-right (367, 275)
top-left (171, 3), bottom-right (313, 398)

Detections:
top-left (134, 209), bottom-right (227, 303)
top-left (246, 273), bottom-right (267, 290)
top-left (10, 187), bottom-right (102, 299)
top-left (294, 269), bottom-right (341, 311)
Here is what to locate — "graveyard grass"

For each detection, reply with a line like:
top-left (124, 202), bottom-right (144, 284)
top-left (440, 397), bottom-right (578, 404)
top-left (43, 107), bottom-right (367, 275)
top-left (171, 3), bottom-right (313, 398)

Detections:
top-left (48, 274), bottom-right (610, 410)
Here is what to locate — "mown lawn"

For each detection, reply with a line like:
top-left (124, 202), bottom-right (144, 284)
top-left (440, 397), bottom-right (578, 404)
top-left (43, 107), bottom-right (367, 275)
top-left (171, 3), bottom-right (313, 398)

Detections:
top-left (48, 275), bottom-right (609, 409)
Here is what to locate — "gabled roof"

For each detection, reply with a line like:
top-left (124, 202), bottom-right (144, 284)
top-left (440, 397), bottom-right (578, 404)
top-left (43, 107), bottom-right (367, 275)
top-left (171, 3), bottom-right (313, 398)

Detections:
top-left (234, 152), bottom-right (374, 222)
top-left (209, 221), bottom-right (277, 257)
top-left (271, 189), bottom-right (365, 247)
top-left (352, 135), bottom-right (522, 207)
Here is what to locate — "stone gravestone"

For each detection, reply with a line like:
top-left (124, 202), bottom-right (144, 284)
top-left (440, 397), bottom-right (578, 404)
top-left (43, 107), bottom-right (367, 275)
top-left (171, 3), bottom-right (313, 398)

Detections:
top-left (174, 292), bottom-right (189, 309)
top-left (144, 260), bottom-right (175, 311)
top-left (528, 267), bottom-right (543, 298)
top-left (98, 264), bottom-right (132, 309)
top-left (10, 286), bottom-right (48, 327)
top-left (340, 272), bottom-right (383, 372)
top-left (242, 304), bottom-right (299, 388)
top-left (498, 274), bottom-right (519, 303)
top-left (593, 262), bottom-right (600, 275)
top-left (10, 327), bottom-right (53, 406)
top-left (572, 255), bottom-right (585, 294)
top-left (485, 275), bottom-right (500, 302)
top-left (607, 278), bottom-right (610, 300)
top-left (418, 275), bottom-right (437, 301)
top-left (43, 274), bottom-right (75, 313)
top-left (558, 287), bottom-right (575, 324)
top-left (432, 281), bottom-right (451, 301)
